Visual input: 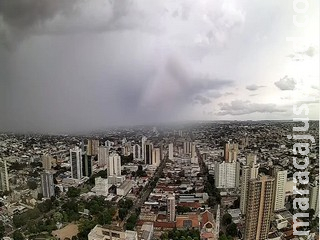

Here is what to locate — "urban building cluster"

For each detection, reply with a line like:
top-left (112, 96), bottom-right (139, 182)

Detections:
top-left (0, 120), bottom-right (318, 240)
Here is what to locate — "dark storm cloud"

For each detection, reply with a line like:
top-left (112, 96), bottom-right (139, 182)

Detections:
top-left (0, 0), bottom-right (76, 29)
top-left (0, 0), bottom-right (147, 46)
top-left (2, 0), bottom-right (315, 132)
top-left (194, 95), bottom-right (211, 105)
top-left (1, 40), bottom-right (233, 133)
top-left (0, 0), bottom-right (78, 46)
top-left (164, 57), bottom-right (233, 96)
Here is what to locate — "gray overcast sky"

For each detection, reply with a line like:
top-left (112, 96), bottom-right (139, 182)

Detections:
top-left (0, 0), bottom-right (319, 133)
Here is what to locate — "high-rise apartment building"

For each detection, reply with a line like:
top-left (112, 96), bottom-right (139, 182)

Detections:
top-left (183, 141), bottom-right (192, 155)
top-left (133, 144), bottom-right (141, 160)
top-left (214, 161), bottom-right (240, 189)
top-left (87, 139), bottom-right (99, 156)
top-left (98, 146), bottom-right (109, 168)
top-left (0, 158), bottom-right (9, 192)
top-left (224, 142), bottom-right (239, 162)
top-left (178, 130), bottom-right (183, 137)
top-left (141, 136), bottom-right (147, 161)
top-left (152, 148), bottom-right (161, 167)
top-left (42, 154), bottom-right (53, 170)
top-left (82, 153), bottom-right (93, 177)
top-left (168, 143), bottom-right (174, 160)
top-left (70, 147), bottom-right (82, 180)
top-left (272, 167), bottom-right (287, 212)
top-left (105, 140), bottom-right (113, 148)
top-left (240, 136), bottom-right (249, 149)
top-left (144, 141), bottom-right (153, 165)
top-left (240, 154), bottom-right (259, 214)
top-left (107, 152), bottom-right (121, 177)
top-left (41, 171), bottom-right (55, 198)
top-left (310, 181), bottom-right (319, 216)
top-left (167, 194), bottom-right (176, 222)
top-left (123, 142), bottom-right (132, 156)
top-left (244, 175), bottom-right (274, 240)
top-left (191, 143), bottom-right (196, 158)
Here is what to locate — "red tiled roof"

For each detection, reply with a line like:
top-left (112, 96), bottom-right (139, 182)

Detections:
top-left (178, 202), bottom-right (202, 208)
top-left (176, 214), bottom-right (200, 229)
top-left (201, 210), bottom-right (214, 228)
top-left (154, 221), bottom-right (176, 229)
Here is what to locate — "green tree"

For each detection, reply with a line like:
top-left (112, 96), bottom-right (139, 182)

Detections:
top-left (77, 219), bottom-right (97, 240)
top-left (13, 208), bottom-right (41, 228)
top-left (0, 221), bottom-right (5, 238)
top-left (176, 206), bottom-right (192, 214)
top-left (13, 231), bottom-right (24, 240)
top-left (119, 208), bottom-right (128, 221)
top-left (161, 229), bottom-right (200, 240)
top-left (226, 222), bottom-right (238, 237)
top-left (97, 170), bottom-right (108, 178)
top-left (222, 213), bottom-right (232, 226)
top-left (97, 210), bottom-right (112, 225)
top-left (125, 213), bottom-right (138, 230)
top-left (37, 199), bottom-right (53, 213)
top-left (53, 212), bottom-right (63, 223)
top-left (54, 186), bottom-right (61, 197)
top-left (27, 220), bottom-right (38, 234)
top-left (136, 165), bottom-right (147, 177)
top-left (37, 193), bottom-right (43, 200)
top-left (27, 180), bottom-right (38, 190)
top-left (219, 234), bottom-right (230, 240)
top-left (67, 187), bottom-right (81, 198)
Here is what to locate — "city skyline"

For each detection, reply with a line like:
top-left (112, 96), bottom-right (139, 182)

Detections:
top-left (0, 0), bottom-right (319, 134)
top-left (0, 119), bottom-right (318, 239)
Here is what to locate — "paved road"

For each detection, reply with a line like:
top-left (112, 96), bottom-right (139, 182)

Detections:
top-left (122, 156), bottom-right (168, 226)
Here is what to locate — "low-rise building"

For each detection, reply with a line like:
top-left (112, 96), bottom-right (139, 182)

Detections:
top-left (117, 180), bottom-right (133, 196)
top-left (88, 225), bottom-right (138, 240)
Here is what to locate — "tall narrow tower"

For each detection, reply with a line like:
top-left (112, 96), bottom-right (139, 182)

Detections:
top-left (141, 136), bottom-right (147, 161)
top-left (152, 148), bottom-right (161, 167)
top-left (240, 153), bottom-right (259, 214)
top-left (98, 146), bottom-right (109, 168)
top-left (168, 143), bottom-right (174, 160)
top-left (42, 154), bottom-right (52, 170)
top-left (244, 175), bottom-right (274, 240)
top-left (310, 181), bottom-right (319, 217)
top-left (0, 158), bottom-right (9, 192)
top-left (272, 167), bottom-right (287, 212)
top-left (107, 152), bottom-right (121, 177)
top-left (144, 141), bottom-right (153, 165)
top-left (82, 153), bottom-right (93, 177)
top-left (41, 171), bottom-right (55, 198)
top-left (167, 193), bottom-right (176, 222)
top-left (70, 147), bottom-right (82, 180)
top-left (133, 144), bottom-right (141, 160)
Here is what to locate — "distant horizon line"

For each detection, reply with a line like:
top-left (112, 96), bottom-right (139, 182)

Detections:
top-left (1, 119), bottom-right (319, 136)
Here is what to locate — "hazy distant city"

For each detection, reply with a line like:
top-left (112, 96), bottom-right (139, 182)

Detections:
top-left (0, 1), bottom-right (319, 240)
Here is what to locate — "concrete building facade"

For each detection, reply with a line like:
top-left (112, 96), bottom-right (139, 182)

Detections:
top-left (107, 152), bottom-right (121, 177)
top-left (70, 147), bottom-right (82, 180)
top-left (244, 175), bottom-right (274, 240)
top-left (214, 161), bottom-right (240, 189)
